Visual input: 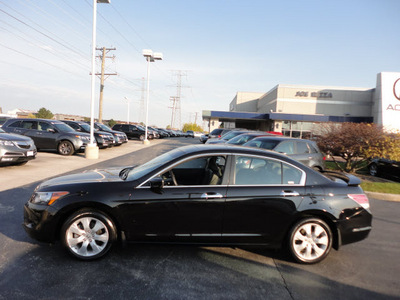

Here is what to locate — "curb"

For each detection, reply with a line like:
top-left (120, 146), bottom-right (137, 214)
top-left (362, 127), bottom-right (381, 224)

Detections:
top-left (365, 191), bottom-right (400, 202)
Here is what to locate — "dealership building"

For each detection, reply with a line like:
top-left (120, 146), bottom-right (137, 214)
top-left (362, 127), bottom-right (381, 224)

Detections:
top-left (202, 72), bottom-right (400, 137)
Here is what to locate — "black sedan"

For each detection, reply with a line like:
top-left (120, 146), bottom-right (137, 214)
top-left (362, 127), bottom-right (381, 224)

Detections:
top-left (368, 158), bottom-right (400, 182)
top-left (23, 145), bottom-right (372, 263)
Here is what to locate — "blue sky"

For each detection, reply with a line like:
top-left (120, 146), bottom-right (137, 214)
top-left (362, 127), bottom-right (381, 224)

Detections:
top-left (1, 0), bottom-right (400, 128)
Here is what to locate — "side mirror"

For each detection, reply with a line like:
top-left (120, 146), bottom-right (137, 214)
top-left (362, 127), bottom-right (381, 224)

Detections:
top-left (150, 177), bottom-right (164, 194)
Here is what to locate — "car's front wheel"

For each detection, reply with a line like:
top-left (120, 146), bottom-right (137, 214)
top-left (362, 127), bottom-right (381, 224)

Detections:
top-left (139, 134), bottom-right (145, 141)
top-left (58, 140), bottom-right (74, 156)
top-left (61, 210), bottom-right (117, 260)
top-left (288, 218), bottom-right (332, 264)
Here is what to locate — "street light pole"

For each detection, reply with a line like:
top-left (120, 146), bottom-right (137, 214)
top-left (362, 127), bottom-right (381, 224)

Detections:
top-left (142, 49), bottom-right (163, 145)
top-left (86, 0), bottom-right (110, 159)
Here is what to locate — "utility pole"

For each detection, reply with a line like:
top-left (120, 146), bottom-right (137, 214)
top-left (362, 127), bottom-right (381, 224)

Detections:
top-left (96, 47), bottom-right (117, 123)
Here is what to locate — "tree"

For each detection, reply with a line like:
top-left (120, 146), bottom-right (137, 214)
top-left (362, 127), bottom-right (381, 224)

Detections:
top-left (182, 123), bottom-right (203, 133)
top-left (36, 107), bottom-right (54, 119)
top-left (316, 122), bottom-right (400, 173)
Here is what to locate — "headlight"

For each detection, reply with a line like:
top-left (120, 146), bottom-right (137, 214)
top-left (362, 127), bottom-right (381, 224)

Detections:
top-left (30, 191), bottom-right (69, 205)
top-left (0, 140), bottom-right (15, 146)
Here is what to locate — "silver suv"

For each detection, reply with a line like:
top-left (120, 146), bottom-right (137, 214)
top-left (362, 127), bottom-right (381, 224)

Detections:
top-left (243, 136), bottom-right (326, 171)
top-left (0, 127), bottom-right (36, 166)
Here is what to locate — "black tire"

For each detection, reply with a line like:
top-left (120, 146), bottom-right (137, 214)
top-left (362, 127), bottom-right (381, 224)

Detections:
top-left (288, 218), bottom-right (332, 264)
top-left (139, 134), bottom-right (145, 141)
top-left (58, 140), bottom-right (74, 156)
top-left (61, 209), bottom-right (117, 260)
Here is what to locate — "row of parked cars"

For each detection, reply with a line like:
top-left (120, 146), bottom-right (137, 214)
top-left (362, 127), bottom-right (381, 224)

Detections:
top-left (0, 118), bottom-right (131, 166)
top-left (0, 117), bottom-right (199, 167)
top-left (201, 128), bottom-right (400, 182)
top-left (201, 128), bottom-right (326, 171)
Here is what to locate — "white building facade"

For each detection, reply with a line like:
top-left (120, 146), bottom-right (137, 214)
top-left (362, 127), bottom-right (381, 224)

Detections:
top-left (203, 72), bottom-right (400, 136)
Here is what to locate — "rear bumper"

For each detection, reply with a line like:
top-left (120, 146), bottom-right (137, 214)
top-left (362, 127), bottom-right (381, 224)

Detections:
top-left (336, 208), bottom-right (372, 246)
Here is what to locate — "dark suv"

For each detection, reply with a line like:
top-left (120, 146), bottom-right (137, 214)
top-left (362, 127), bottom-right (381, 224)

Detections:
top-left (88, 122), bottom-right (128, 146)
top-left (62, 120), bottom-right (115, 149)
top-left (112, 124), bottom-right (153, 141)
top-left (243, 136), bottom-right (326, 171)
top-left (2, 118), bottom-right (91, 156)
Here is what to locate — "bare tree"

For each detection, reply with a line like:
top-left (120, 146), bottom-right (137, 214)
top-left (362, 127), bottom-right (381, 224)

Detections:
top-left (316, 123), bottom-right (400, 173)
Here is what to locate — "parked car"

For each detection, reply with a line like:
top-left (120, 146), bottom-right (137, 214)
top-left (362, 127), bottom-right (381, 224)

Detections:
top-left (112, 124), bottom-right (152, 141)
top-left (206, 130), bottom-right (253, 144)
top-left (89, 122), bottom-right (128, 146)
top-left (199, 134), bottom-right (209, 143)
top-left (62, 120), bottom-right (115, 149)
top-left (0, 117), bottom-right (11, 127)
top-left (2, 118), bottom-right (91, 156)
top-left (156, 128), bottom-right (171, 138)
top-left (186, 130), bottom-right (195, 138)
top-left (0, 127), bottom-right (36, 165)
top-left (368, 158), bottom-right (400, 182)
top-left (243, 136), bottom-right (326, 171)
top-left (23, 144), bottom-right (371, 263)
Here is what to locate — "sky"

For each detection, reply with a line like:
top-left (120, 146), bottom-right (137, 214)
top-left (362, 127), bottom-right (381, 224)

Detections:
top-left (1, 0), bottom-right (400, 129)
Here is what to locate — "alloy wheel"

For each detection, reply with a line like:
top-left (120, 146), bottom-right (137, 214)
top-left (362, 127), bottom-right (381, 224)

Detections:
top-left (65, 216), bottom-right (110, 258)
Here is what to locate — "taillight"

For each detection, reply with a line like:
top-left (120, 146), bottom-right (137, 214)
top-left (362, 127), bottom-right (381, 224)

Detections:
top-left (218, 135), bottom-right (221, 138)
top-left (348, 194), bottom-right (370, 210)
top-left (323, 156), bottom-right (326, 161)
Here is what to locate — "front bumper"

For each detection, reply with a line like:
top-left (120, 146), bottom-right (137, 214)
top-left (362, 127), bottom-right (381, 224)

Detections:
top-left (23, 202), bottom-right (58, 243)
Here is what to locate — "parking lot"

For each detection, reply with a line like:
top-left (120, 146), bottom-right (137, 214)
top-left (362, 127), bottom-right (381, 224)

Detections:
top-left (0, 138), bottom-right (399, 300)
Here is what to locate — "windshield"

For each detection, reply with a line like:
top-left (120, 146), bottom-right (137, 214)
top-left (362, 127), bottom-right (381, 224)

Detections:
top-left (98, 123), bottom-right (111, 131)
top-left (227, 134), bottom-right (254, 145)
top-left (125, 151), bottom-right (177, 181)
top-left (244, 139), bottom-right (280, 150)
top-left (222, 131), bottom-right (246, 141)
top-left (80, 123), bottom-right (91, 132)
top-left (53, 123), bottom-right (76, 133)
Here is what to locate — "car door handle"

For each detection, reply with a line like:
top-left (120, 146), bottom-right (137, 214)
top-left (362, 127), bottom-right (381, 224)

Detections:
top-left (280, 190), bottom-right (300, 197)
top-left (201, 193), bottom-right (223, 199)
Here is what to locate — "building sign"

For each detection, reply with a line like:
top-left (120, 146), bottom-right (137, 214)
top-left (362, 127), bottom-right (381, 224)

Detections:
top-left (393, 78), bottom-right (400, 101)
top-left (374, 72), bottom-right (400, 132)
top-left (295, 91), bottom-right (333, 98)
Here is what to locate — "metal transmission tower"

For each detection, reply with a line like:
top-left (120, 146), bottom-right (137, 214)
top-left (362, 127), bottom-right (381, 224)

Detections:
top-left (95, 47), bottom-right (117, 123)
top-left (169, 70), bottom-right (188, 129)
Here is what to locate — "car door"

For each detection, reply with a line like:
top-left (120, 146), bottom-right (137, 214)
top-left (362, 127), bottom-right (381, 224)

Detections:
top-left (18, 121), bottom-right (39, 144)
top-left (222, 155), bottom-right (307, 245)
top-left (34, 121), bottom-right (58, 150)
top-left (292, 141), bottom-right (313, 168)
top-left (118, 155), bottom-right (229, 243)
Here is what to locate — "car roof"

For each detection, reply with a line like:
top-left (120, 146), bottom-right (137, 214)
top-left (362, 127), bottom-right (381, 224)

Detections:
top-left (169, 144), bottom-right (302, 165)
top-left (251, 136), bottom-right (311, 142)
top-left (5, 118), bottom-right (63, 124)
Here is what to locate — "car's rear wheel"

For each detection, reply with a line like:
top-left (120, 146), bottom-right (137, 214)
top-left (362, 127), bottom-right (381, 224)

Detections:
top-left (58, 140), bottom-right (74, 156)
top-left (61, 210), bottom-right (117, 260)
top-left (369, 163), bottom-right (378, 176)
top-left (288, 218), bottom-right (332, 264)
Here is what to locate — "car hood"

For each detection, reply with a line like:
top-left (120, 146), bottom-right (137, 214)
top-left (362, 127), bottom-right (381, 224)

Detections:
top-left (0, 132), bottom-right (32, 142)
top-left (38, 167), bottom-right (128, 188)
